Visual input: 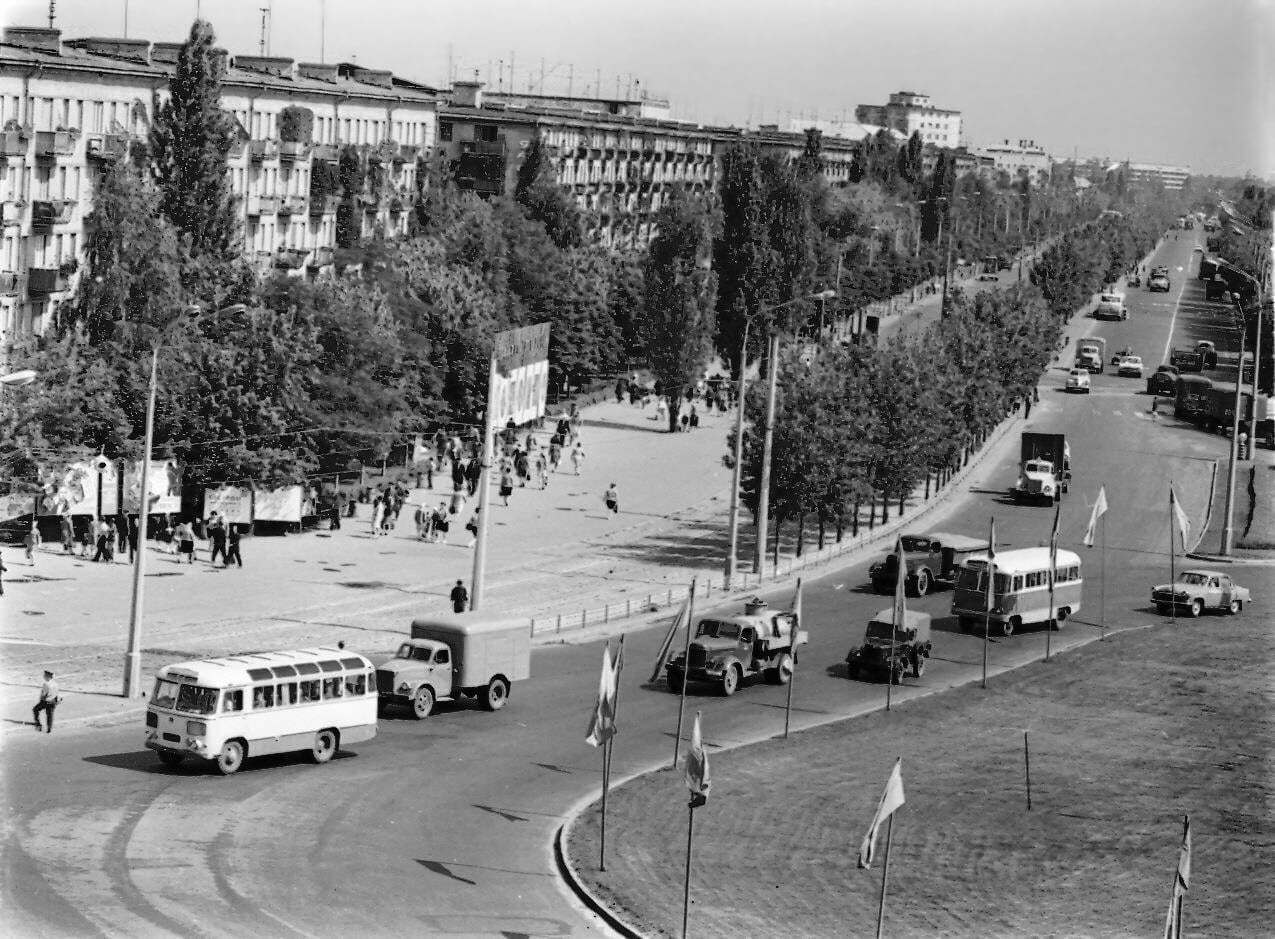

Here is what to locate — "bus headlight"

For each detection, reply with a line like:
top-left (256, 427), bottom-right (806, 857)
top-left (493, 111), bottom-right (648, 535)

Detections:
top-left (186, 720), bottom-right (206, 736)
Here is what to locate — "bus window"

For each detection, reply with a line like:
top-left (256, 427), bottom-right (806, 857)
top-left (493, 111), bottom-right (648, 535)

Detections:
top-left (153, 679), bottom-right (181, 709)
top-left (176, 684), bottom-right (218, 715)
top-left (322, 677), bottom-right (344, 699)
top-left (222, 690), bottom-right (243, 713)
top-left (253, 685), bottom-right (276, 709)
top-left (300, 679), bottom-right (320, 702)
top-left (344, 673), bottom-right (366, 696)
top-left (1012, 576), bottom-right (1023, 591)
top-left (277, 682), bottom-right (298, 706)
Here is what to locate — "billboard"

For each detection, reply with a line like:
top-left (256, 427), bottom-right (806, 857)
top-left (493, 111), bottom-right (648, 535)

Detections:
top-left (124, 460), bottom-right (182, 514)
top-left (491, 323), bottom-right (550, 426)
top-left (40, 461), bottom-right (117, 516)
top-left (253, 485), bottom-right (304, 523)
top-left (204, 486), bottom-right (253, 525)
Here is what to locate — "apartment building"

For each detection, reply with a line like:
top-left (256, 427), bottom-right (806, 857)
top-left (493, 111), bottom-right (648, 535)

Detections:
top-left (1119, 161), bottom-right (1191, 192)
top-left (0, 25), bottom-right (437, 358)
top-left (974, 138), bottom-right (1052, 185)
top-left (856, 91), bottom-right (962, 148)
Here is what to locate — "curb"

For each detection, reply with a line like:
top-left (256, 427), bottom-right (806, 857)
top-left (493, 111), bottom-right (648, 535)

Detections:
top-left (553, 823), bottom-right (645, 939)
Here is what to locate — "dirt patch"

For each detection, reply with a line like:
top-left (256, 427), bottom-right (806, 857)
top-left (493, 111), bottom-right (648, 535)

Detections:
top-left (567, 613), bottom-right (1273, 937)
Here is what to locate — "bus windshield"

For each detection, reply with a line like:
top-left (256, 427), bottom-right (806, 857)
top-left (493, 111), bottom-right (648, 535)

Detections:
top-left (152, 679), bottom-right (218, 715)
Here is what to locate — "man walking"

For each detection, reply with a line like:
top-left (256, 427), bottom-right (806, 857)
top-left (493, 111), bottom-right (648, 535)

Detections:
top-left (207, 511), bottom-right (227, 566)
top-left (32, 670), bottom-right (59, 733)
top-left (604, 483), bottom-right (620, 516)
top-left (450, 579), bottom-right (469, 614)
top-left (224, 524), bottom-right (243, 568)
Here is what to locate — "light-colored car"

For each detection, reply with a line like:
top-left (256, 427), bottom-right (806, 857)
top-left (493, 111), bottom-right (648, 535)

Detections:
top-left (1094, 292), bottom-right (1128, 320)
top-left (1151, 570), bottom-right (1251, 617)
top-left (1116, 354), bottom-right (1144, 378)
top-left (1065, 368), bottom-right (1092, 393)
top-left (1149, 273), bottom-right (1171, 292)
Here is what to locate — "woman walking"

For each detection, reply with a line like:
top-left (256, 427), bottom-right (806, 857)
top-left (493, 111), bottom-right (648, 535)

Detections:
top-left (499, 469), bottom-right (515, 507)
top-left (570, 440), bottom-right (586, 476)
top-left (175, 519), bottom-right (196, 565)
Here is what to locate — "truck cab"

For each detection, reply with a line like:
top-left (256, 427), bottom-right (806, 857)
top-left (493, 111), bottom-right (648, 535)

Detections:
top-left (845, 609), bottom-right (933, 684)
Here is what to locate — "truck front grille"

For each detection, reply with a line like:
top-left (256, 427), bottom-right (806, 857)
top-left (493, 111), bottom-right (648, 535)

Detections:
top-left (688, 646), bottom-right (707, 669)
top-left (375, 669), bottom-right (396, 694)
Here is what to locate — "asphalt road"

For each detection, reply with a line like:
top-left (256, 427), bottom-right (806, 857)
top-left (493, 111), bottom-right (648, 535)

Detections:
top-left (1, 234), bottom-right (1242, 938)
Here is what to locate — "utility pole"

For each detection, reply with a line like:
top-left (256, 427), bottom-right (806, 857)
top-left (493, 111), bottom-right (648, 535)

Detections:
top-left (319, 0), bottom-right (326, 63)
top-left (47, 0), bottom-right (56, 28)
top-left (258, 6), bottom-right (269, 56)
top-left (754, 332), bottom-right (780, 574)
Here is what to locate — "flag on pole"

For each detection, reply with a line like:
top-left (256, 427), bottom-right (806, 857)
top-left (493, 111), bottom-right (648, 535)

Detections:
top-left (985, 519), bottom-right (997, 613)
top-left (1047, 499), bottom-right (1061, 593)
top-left (685, 711), bottom-right (710, 807)
top-left (792, 578), bottom-right (804, 626)
top-left (1163, 816), bottom-right (1191, 939)
top-left (1170, 486), bottom-right (1191, 552)
top-left (892, 535), bottom-right (907, 630)
top-left (585, 644), bottom-right (618, 748)
top-left (1082, 486), bottom-right (1108, 547)
top-left (858, 758), bottom-right (905, 869)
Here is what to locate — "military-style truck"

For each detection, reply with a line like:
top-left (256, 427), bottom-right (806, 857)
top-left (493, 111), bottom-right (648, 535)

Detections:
top-left (665, 598), bottom-right (807, 696)
top-left (845, 609), bottom-right (932, 684)
top-left (1075, 337), bottom-right (1107, 373)
top-left (869, 532), bottom-right (990, 597)
top-left (1012, 432), bottom-right (1071, 504)
top-left (376, 616), bottom-right (531, 718)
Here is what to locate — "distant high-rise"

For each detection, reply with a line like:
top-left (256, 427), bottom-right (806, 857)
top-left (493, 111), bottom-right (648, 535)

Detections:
top-left (855, 91), bottom-right (962, 148)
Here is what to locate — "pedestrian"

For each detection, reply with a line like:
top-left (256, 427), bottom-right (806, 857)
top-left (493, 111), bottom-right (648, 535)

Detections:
top-left (450, 579), bottom-right (469, 614)
top-left (1033, 386), bottom-right (1040, 404)
top-left (514, 448), bottom-right (529, 487)
top-left (24, 523), bottom-right (40, 565)
top-left (424, 455), bottom-right (435, 490)
top-left (1023, 394), bottom-right (1033, 420)
top-left (499, 469), bottom-right (515, 507)
top-left (616, 376), bottom-right (628, 405)
top-left (451, 455), bottom-right (466, 492)
top-left (465, 509), bottom-right (480, 548)
top-left (0, 547), bottom-right (6, 596)
top-left (432, 502), bottom-right (449, 543)
top-left (103, 519), bottom-right (116, 562)
top-left (127, 515), bottom-right (138, 564)
top-left (175, 519), bottom-right (196, 564)
top-left (160, 514), bottom-right (175, 554)
top-left (60, 513), bottom-right (74, 554)
top-left (330, 499), bottom-right (342, 531)
top-left (370, 496), bottom-right (383, 536)
top-left (115, 510), bottom-right (129, 555)
top-left (654, 396), bottom-right (669, 425)
top-left (535, 449), bottom-right (549, 489)
top-left (414, 503), bottom-right (428, 539)
top-left (92, 519), bottom-right (110, 563)
top-left (570, 440), bottom-right (585, 475)
top-left (224, 524), bottom-right (243, 568)
top-left (78, 521), bottom-right (91, 558)
top-left (604, 482), bottom-right (619, 515)
top-left (448, 487), bottom-right (467, 518)
top-left (549, 439), bottom-right (562, 474)
top-left (689, 404), bottom-right (700, 430)
top-left (465, 456), bottom-right (481, 496)
top-left (32, 669), bottom-right (59, 733)
top-left (207, 511), bottom-right (227, 566)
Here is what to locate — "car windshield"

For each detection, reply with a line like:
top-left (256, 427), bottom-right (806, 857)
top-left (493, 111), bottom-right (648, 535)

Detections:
top-left (696, 620), bottom-right (741, 640)
top-left (396, 643), bottom-right (432, 661)
top-left (899, 536), bottom-right (931, 552)
top-left (1100, 294), bottom-right (1120, 303)
top-left (866, 622), bottom-right (906, 642)
top-left (1180, 572), bottom-right (1209, 586)
top-left (152, 678), bottom-right (218, 715)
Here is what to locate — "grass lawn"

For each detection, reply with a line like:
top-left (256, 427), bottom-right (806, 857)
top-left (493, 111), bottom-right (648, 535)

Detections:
top-left (567, 611), bottom-right (1273, 937)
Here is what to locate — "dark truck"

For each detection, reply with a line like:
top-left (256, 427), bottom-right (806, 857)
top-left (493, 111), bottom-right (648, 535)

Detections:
top-left (1012, 432), bottom-right (1071, 504)
top-left (1174, 375), bottom-right (1213, 421)
top-left (665, 598), bottom-right (807, 696)
top-left (1170, 347), bottom-right (1204, 373)
top-left (869, 532), bottom-right (990, 597)
top-left (845, 609), bottom-right (932, 684)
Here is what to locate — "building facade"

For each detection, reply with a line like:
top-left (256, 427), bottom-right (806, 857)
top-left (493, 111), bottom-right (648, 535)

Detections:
top-left (0, 26), bottom-right (437, 358)
top-left (975, 138), bottom-right (1053, 185)
top-left (1120, 162), bottom-right (1191, 192)
top-left (855, 91), bottom-right (962, 148)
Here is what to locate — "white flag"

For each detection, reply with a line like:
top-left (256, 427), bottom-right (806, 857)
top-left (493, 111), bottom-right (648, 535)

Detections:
top-left (585, 644), bottom-right (618, 748)
top-left (685, 711), bottom-right (710, 804)
top-left (1082, 486), bottom-right (1108, 547)
top-left (1170, 486), bottom-right (1191, 552)
top-left (1163, 816), bottom-right (1191, 939)
top-left (858, 758), bottom-right (905, 868)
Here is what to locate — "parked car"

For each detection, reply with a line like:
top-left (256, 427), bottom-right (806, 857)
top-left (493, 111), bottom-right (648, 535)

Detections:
top-left (1147, 364), bottom-right (1179, 396)
top-left (1066, 368), bottom-right (1092, 393)
top-left (1151, 570), bottom-right (1251, 617)
top-left (1116, 354), bottom-right (1144, 378)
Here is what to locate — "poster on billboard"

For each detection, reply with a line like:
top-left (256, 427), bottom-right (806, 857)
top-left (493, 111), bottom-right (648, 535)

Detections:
top-left (204, 486), bottom-right (254, 524)
top-left (124, 460), bottom-right (183, 514)
top-left (253, 485), bottom-right (303, 523)
top-left (40, 460), bottom-right (117, 516)
top-left (1, 493), bottom-right (35, 525)
top-left (491, 323), bottom-right (550, 427)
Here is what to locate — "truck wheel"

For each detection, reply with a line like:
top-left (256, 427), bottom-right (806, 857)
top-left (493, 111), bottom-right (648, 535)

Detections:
top-left (482, 677), bottom-right (510, 711)
top-left (1228, 600), bottom-right (1241, 615)
top-left (912, 655), bottom-right (926, 678)
top-left (720, 666), bottom-right (740, 697)
top-left (1189, 599), bottom-right (1203, 618)
top-left (311, 729), bottom-right (338, 764)
top-left (999, 618), bottom-right (1016, 638)
top-left (1053, 608), bottom-right (1069, 630)
top-left (666, 669), bottom-right (684, 693)
top-left (412, 686), bottom-right (435, 719)
top-left (772, 653), bottom-right (793, 685)
top-left (913, 569), bottom-right (931, 597)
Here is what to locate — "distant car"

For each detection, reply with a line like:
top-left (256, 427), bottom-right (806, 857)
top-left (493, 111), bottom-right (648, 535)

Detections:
top-left (1094, 292), bottom-right (1128, 320)
top-left (1147, 364), bottom-right (1178, 396)
top-left (1066, 368), bottom-right (1091, 393)
top-left (1149, 273), bottom-right (1171, 292)
top-left (1152, 570), bottom-right (1251, 617)
top-left (1116, 354), bottom-right (1144, 378)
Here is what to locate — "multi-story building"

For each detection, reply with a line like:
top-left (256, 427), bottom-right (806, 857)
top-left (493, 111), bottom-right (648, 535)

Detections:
top-left (920, 144), bottom-right (995, 179)
top-left (975, 138), bottom-right (1053, 185)
top-left (1118, 161), bottom-right (1191, 192)
top-left (856, 91), bottom-right (962, 148)
top-left (0, 25), bottom-right (437, 358)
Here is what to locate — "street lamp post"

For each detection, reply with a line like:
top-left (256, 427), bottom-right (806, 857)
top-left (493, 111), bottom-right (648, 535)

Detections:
top-left (124, 302), bottom-right (246, 698)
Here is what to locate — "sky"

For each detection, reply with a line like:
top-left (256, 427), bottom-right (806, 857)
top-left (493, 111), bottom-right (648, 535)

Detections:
top-left (1, 0), bottom-right (1269, 178)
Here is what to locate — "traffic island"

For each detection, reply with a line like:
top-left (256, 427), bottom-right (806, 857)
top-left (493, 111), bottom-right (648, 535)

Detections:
top-left (559, 615), bottom-right (1272, 937)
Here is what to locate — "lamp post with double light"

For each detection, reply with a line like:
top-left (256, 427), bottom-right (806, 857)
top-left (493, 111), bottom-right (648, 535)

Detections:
top-left (124, 302), bottom-right (246, 698)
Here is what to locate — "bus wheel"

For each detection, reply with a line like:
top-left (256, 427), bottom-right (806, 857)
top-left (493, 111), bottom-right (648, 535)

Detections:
top-left (216, 739), bottom-right (245, 776)
top-left (1053, 608), bottom-right (1069, 629)
top-left (482, 677), bottom-right (510, 711)
top-left (311, 729), bottom-right (338, 764)
top-left (999, 618), bottom-right (1016, 638)
top-left (412, 686), bottom-right (435, 719)
top-left (157, 750), bottom-right (184, 769)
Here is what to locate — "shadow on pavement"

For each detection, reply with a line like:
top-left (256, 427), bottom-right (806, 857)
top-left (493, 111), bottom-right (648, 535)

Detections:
top-left (85, 747), bottom-right (360, 775)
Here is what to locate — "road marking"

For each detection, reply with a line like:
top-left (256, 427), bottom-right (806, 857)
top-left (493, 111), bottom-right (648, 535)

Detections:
top-left (1160, 260), bottom-right (1189, 365)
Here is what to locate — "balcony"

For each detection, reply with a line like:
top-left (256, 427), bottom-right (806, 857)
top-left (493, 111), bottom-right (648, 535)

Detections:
top-left (0, 271), bottom-right (18, 295)
top-left (2, 201), bottom-right (23, 227)
top-left (281, 194), bottom-right (307, 214)
top-left (466, 138), bottom-right (506, 156)
top-left (308, 193), bottom-right (340, 217)
top-left (306, 246), bottom-right (335, 268)
top-left (392, 144), bottom-right (420, 164)
top-left (278, 141), bottom-right (308, 163)
top-left (86, 133), bottom-right (129, 162)
top-left (273, 247), bottom-right (309, 271)
top-left (0, 130), bottom-right (28, 157)
top-left (311, 144), bottom-right (338, 163)
top-left (30, 200), bottom-right (56, 233)
top-left (246, 195), bottom-right (280, 216)
top-left (34, 130), bottom-right (77, 160)
top-left (249, 140), bottom-right (278, 162)
top-left (26, 268), bottom-right (68, 295)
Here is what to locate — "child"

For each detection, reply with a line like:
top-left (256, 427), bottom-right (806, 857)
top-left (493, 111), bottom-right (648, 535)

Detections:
top-left (23, 523), bottom-right (40, 565)
top-left (465, 509), bottom-right (480, 548)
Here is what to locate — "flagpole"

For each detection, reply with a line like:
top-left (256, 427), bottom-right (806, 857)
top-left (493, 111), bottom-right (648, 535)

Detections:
top-left (1099, 508), bottom-right (1107, 640)
top-left (1169, 484), bottom-right (1176, 623)
top-left (682, 798), bottom-right (696, 939)
top-left (599, 735), bottom-right (610, 871)
top-left (672, 577), bottom-right (697, 770)
top-left (982, 518), bottom-right (993, 690)
top-left (783, 578), bottom-right (801, 739)
top-left (875, 814), bottom-right (894, 939)
top-left (605, 634), bottom-right (625, 782)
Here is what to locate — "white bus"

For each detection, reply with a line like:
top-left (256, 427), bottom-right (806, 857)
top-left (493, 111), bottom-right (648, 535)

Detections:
top-left (144, 647), bottom-right (378, 775)
top-left (950, 547), bottom-right (1083, 637)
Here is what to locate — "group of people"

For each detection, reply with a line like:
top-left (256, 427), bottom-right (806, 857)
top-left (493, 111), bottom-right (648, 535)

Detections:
top-left (617, 372), bottom-right (731, 430)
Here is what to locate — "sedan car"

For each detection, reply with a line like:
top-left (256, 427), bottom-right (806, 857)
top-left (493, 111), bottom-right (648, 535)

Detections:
top-left (1065, 368), bottom-right (1091, 393)
top-left (1116, 354), bottom-right (1144, 378)
top-left (1149, 274), bottom-right (1171, 292)
top-left (1152, 570), bottom-right (1251, 617)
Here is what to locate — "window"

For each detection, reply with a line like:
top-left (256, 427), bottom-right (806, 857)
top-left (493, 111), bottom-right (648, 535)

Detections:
top-left (434, 649), bottom-right (449, 666)
top-left (222, 690), bottom-right (243, 713)
top-left (253, 685), bottom-right (276, 709)
top-left (344, 673), bottom-right (367, 696)
top-left (476, 124), bottom-right (498, 143)
top-left (175, 684), bottom-right (218, 715)
top-left (322, 677), bottom-right (344, 699)
top-left (277, 682), bottom-right (298, 706)
top-left (300, 679), bottom-right (320, 702)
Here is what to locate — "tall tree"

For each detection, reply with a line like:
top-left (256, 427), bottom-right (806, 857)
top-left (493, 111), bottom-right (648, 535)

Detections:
top-left (514, 133), bottom-right (582, 249)
top-left (149, 19), bottom-right (239, 260)
top-left (642, 193), bottom-right (717, 431)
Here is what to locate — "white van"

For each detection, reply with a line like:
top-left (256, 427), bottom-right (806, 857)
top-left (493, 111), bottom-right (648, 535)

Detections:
top-left (1095, 292), bottom-right (1128, 320)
